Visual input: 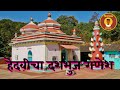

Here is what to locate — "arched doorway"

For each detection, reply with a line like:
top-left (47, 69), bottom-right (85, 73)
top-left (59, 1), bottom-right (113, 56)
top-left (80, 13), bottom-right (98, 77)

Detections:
top-left (61, 49), bottom-right (68, 61)
top-left (28, 50), bottom-right (32, 61)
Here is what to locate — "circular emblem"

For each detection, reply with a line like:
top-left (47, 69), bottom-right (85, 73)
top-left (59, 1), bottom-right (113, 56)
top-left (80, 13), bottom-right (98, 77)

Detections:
top-left (100, 13), bottom-right (117, 31)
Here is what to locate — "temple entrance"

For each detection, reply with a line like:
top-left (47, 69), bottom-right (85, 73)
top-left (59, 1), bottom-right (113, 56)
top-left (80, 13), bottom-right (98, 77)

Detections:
top-left (61, 49), bottom-right (68, 61)
top-left (61, 45), bottom-right (79, 61)
top-left (81, 52), bottom-right (90, 62)
top-left (28, 50), bottom-right (32, 61)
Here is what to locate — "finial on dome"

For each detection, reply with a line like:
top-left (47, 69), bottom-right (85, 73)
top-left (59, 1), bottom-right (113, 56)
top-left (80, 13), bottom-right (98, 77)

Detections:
top-left (15, 33), bottom-right (17, 38)
top-left (30, 17), bottom-right (33, 21)
top-left (48, 12), bottom-right (51, 17)
top-left (95, 21), bottom-right (98, 26)
top-left (73, 28), bottom-right (76, 33)
top-left (93, 21), bottom-right (100, 30)
top-left (72, 28), bottom-right (77, 37)
top-left (29, 17), bottom-right (35, 24)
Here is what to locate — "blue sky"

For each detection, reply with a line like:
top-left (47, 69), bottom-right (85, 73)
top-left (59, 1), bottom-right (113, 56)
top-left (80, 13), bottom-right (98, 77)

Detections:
top-left (0, 11), bottom-right (107, 23)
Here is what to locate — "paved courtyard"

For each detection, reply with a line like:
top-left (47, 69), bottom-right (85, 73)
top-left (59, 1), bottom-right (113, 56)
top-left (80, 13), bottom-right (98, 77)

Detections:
top-left (0, 64), bottom-right (120, 79)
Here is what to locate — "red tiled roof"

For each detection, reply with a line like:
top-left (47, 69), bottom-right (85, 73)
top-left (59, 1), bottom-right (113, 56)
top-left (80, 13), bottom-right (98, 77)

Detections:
top-left (41, 19), bottom-right (59, 24)
top-left (12, 33), bottom-right (83, 44)
top-left (61, 45), bottom-right (79, 49)
top-left (39, 28), bottom-right (64, 34)
top-left (20, 21), bottom-right (39, 32)
top-left (21, 24), bottom-right (39, 30)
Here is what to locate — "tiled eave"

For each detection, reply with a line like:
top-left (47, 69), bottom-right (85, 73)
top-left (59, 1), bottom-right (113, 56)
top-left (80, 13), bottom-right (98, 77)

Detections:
top-left (15, 32), bottom-right (81, 39)
top-left (11, 37), bottom-right (84, 45)
top-left (11, 33), bottom-right (84, 45)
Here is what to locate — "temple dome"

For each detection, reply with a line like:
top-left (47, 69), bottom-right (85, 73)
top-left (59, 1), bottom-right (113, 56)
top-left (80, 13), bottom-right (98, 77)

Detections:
top-left (38, 12), bottom-right (64, 34)
top-left (38, 12), bottom-right (61, 27)
top-left (20, 17), bottom-right (39, 33)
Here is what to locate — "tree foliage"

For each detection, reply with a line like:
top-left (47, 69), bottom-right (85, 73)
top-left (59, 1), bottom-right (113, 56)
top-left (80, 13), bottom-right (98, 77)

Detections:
top-left (56, 15), bottom-right (78, 35)
top-left (0, 19), bottom-right (26, 57)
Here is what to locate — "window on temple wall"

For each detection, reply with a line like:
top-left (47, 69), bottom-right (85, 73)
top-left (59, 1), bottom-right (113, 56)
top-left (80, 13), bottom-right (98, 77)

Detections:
top-left (52, 56), bottom-right (57, 61)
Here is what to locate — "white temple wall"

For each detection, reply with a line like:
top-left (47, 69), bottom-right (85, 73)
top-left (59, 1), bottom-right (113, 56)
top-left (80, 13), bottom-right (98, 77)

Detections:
top-left (12, 46), bottom-right (28, 61)
top-left (46, 44), bottom-right (61, 61)
top-left (12, 43), bottom-right (81, 62)
top-left (12, 44), bottom-right (46, 62)
top-left (74, 49), bottom-right (80, 61)
top-left (73, 44), bottom-right (81, 61)
top-left (31, 45), bottom-right (46, 61)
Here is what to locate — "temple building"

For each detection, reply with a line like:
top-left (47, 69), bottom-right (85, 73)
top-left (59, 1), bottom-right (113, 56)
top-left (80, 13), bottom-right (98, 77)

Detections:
top-left (10, 12), bottom-right (84, 62)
